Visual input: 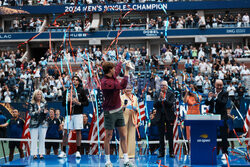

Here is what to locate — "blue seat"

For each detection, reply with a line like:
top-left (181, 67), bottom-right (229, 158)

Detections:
top-left (134, 27), bottom-right (139, 30)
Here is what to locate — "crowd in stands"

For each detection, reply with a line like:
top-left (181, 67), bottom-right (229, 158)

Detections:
top-left (0, 42), bottom-right (249, 105)
top-left (205, 13), bottom-right (250, 28)
top-left (9, 17), bottom-right (43, 32)
top-left (0, 10), bottom-right (248, 33)
top-left (5, 13), bottom-right (249, 33)
top-left (47, 18), bottom-right (92, 32)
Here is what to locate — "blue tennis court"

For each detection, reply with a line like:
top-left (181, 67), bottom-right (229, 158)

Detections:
top-left (1, 153), bottom-right (250, 167)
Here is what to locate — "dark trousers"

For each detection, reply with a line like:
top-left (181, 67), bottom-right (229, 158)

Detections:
top-left (219, 120), bottom-right (229, 154)
top-left (158, 114), bottom-right (174, 155)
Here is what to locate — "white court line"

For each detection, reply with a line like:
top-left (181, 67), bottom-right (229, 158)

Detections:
top-left (0, 138), bottom-right (249, 143)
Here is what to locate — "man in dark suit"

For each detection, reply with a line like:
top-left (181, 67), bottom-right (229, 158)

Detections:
top-left (205, 79), bottom-right (229, 159)
top-left (154, 81), bottom-right (176, 158)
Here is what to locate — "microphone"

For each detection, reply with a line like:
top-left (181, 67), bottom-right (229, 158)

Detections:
top-left (124, 99), bottom-right (128, 105)
top-left (123, 99), bottom-right (128, 111)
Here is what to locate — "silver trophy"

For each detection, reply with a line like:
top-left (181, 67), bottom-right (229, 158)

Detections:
top-left (124, 60), bottom-right (135, 70)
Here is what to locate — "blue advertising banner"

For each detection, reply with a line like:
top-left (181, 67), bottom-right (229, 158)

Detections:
top-left (0, 0), bottom-right (250, 15)
top-left (0, 28), bottom-right (250, 41)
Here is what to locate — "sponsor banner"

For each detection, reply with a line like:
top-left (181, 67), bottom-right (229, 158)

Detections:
top-left (0, 28), bottom-right (249, 41)
top-left (1, 0), bottom-right (250, 15)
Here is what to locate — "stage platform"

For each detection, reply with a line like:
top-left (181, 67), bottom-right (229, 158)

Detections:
top-left (1, 153), bottom-right (250, 167)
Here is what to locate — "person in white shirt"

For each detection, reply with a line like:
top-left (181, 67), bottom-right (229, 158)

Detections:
top-left (34, 67), bottom-right (41, 90)
top-left (36, 18), bottom-right (42, 32)
top-left (176, 18), bottom-right (184, 29)
top-left (243, 46), bottom-right (250, 57)
top-left (198, 49), bottom-right (205, 61)
top-left (4, 86), bottom-right (11, 103)
top-left (206, 61), bottom-right (212, 75)
top-left (29, 18), bottom-right (35, 32)
top-left (195, 72), bottom-right (203, 93)
top-left (13, 17), bottom-right (19, 32)
top-left (164, 49), bottom-right (173, 62)
top-left (234, 45), bottom-right (243, 58)
top-left (20, 71), bottom-right (27, 88)
top-left (225, 46), bottom-right (232, 57)
top-left (219, 47), bottom-right (226, 59)
top-left (242, 13), bottom-right (249, 27)
top-left (64, 49), bottom-right (71, 61)
top-left (218, 67), bottom-right (225, 80)
top-left (231, 63), bottom-right (239, 74)
top-left (155, 75), bottom-right (161, 92)
top-left (227, 82), bottom-right (236, 102)
top-left (211, 44), bottom-right (217, 57)
top-left (240, 66), bottom-right (250, 81)
top-left (203, 76), bottom-right (211, 95)
top-left (199, 60), bottom-right (207, 74)
top-left (94, 48), bottom-right (102, 60)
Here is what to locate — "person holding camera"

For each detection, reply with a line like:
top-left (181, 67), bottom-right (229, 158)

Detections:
top-left (119, 85), bottom-right (139, 159)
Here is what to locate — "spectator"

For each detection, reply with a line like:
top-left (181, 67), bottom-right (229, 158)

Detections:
top-left (227, 82), bottom-right (236, 102)
top-left (3, 86), bottom-right (11, 103)
top-left (236, 13), bottom-right (242, 27)
top-left (195, 72), bottom-right (203, 93)
top-left (13, 17), bottom-right (19, 32)
top-left (242, 13), bottom-right (249, 27)
top-left (29, 18), bottom-right (35, 32)
top-left (21, 17), bottom-right (28, 32)
top-left (36, 18), bottom-right (42, 32)
top-left (203, 76), bottom-right (212, 95)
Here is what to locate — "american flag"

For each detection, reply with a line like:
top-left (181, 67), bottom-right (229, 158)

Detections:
top-left (20, 112), bottom-right (31, 156)
top-left (173, 99), bottom-right (180, 155)
top-left (137, 99), bottom-right (146, 123)
top-left (68, 130), bottom-right (77, 155)
top-left (89, 89), bottom-right (105, 155)
top-left (243, 106), bottom-right (250, 146)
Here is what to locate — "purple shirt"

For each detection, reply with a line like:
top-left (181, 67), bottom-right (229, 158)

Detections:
top-left (101, 62), bottom-right (128, 111)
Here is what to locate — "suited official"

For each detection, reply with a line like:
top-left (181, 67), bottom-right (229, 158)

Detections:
top-left (205, 79), bottom-right (229, 159)
top-left (154, 81), bottom-right (175, 158)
